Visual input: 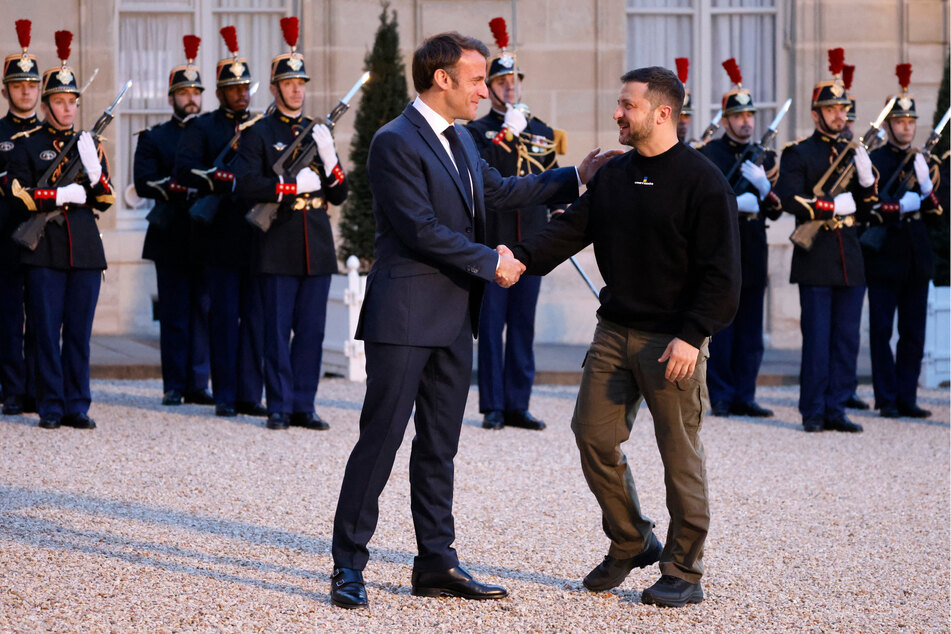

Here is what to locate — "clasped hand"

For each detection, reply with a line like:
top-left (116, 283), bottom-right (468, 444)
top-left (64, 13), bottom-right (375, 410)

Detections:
top-left (494, 244), bottom-right (525, 288)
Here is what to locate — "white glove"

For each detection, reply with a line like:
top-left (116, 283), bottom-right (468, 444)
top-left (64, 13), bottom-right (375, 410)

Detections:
top-left (740, 160), bottom-right (771, 200)
top-left (913, 153), bottom-right (933, 196)
top-left (833, 192), bottom-right (856, 216)
top-left (312, 124), bottom-right (338, 177)
top-left (736, 192), bottom-right (760, 213)
top-left (294, 166), bottom-right (321, 194)
top-left (899, 190), bottom-right (921, 214)
top-left (55, 182), bottom-right (87, 206)
top-left (76, 131), bottom-right (102, 185)
top-left (853, 145), bottom-right (874, 188)
top-left (504, 104), bottom-right (528, 136)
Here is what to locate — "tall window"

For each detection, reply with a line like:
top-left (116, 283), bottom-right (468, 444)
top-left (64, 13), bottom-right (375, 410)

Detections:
top-left (626, 0), bottom-right (784, 144)
top-left (115, 0), bottom-right (295, 229)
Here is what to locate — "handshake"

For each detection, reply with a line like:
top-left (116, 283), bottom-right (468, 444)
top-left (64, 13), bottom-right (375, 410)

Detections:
top-left (494, 245), bottom-right (525, 288)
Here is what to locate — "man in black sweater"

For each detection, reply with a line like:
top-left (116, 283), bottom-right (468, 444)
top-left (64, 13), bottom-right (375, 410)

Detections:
top-left (511, 66), bottom-right (740, 608)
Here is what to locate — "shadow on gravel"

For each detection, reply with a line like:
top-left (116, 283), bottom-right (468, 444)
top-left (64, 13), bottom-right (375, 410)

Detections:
top-left (0, 485), bottom-right (581, 600)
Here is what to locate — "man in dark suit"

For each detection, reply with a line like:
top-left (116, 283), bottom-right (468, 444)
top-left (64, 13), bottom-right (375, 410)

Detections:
top-left (330, 31), bottom-right (613, 609)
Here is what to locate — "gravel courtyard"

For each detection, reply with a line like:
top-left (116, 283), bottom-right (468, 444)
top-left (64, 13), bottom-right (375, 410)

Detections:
top-left (1, 379), bottom-right (948, 633)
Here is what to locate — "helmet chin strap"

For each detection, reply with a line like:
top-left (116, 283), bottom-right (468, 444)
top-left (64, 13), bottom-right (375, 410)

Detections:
top-left (816, 109), bottom-right (839, 136)
top-left (43, 99), bottom-right (69, 130)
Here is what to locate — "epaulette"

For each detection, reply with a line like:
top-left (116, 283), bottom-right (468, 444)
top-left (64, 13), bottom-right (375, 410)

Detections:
top-left (10, 125), bottom-right (42, 140)
top-left (238, 113), bottom-right (265, 131)
top-left (782, 136), bottom-right (808, 151)
top-left (133, 123), bottom-right (161, 137)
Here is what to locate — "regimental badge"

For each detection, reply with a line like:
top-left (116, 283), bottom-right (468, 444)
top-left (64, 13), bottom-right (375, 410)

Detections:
top-left (735, 92), bottom-right (750, 105)
top-left (830, 82), bottom-right (844, 98)
top-left (184, 69), bottom-right (198, 81)
top-left (17, 57), bottom-right (32, 73)
top-left (485, 130), bottom-right (496, 140)
top-left (898, 96), bottom-right (913, 111)
top-left (57, 68), bottom-right (73, 85)
top-left (288, 56), bottom-right (303, 71)
top-left (40, 150), bottom-right (56, 161)
top-left (273, 142), bottom-right (286, 151)
top-left (230, 61), bottom-right (245, 77)
top-left (500, 52), bottom-right (514, 69)
top-left (0, 141), bottom-right (13, 152)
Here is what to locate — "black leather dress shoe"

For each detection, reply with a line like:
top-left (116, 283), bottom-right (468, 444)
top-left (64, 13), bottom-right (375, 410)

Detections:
top-left (411, 566), bottom-right (508, 600)
top-left (897, 402), bottom-right (932, 418)
top-left (162, 390), bottom-right (183, 406)
top-left (184, 389), bottom-right (215, 405)
top-left (710, 401), bottom-right (731, 417)
top-left (235, 401), bottom-right (268, 417)
top-left (215, 404), bottom-right (237, 417)
top-left (289, 412), bottom-right (330, 430)
top-left (266, 413), bottom-right (290, 430)
top-left (482, 411), bottom-right (504, 430)
top-left (2, 396), bottom-right (24, 416)
top-left (641, 574), bottom-right (704, 607)
top-left (879, 404), bottom-right (901, 418)
top-left (803, 416), bottom-right (824, 433)
top-left (729, 401), bottom-right (774, 417)
top-left (504, 410), bottom-right (546, 430)
top-left (845, 393), bottom-right (870, 410)
top-left (61, 413), bottom-right (96, 429)
top-left (38, 416), bottom-right (61, 429)
top-left (330, 567), bottom-right (368, 609)
top-left (583, 532), bottom-right (663, 592)
top-left (824, 416), bottom-right (863, 433)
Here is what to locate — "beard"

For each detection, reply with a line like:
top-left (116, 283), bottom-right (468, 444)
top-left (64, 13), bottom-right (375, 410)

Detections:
top-left (173, 101), bottom-right (200, 119)
top-left (620, 114), bottom-right (654, 147)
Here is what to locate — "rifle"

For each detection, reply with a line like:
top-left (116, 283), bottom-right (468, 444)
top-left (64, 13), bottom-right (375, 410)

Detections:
top-left (13, 80), bottom-right (132, 250)
top-left (690, 110), bottom-right (722, 149)
top-left (724, 98), bottom-right (791, 194)
top-left (246, 71), bottom-right (370, 232)
top-left (188, 81), bottom-right (261, 223)
top-left (880, 107), bottom-right (950, 200)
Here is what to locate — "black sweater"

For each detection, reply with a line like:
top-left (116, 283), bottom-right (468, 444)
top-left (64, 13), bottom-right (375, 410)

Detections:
top-left (512, 142), bottom-right (740, 348)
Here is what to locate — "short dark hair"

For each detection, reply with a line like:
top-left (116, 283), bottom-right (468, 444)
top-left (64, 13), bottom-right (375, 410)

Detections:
top-left (620, 66), bottom-right (684, 120)
top-left (412, 32), bottom-right (490, 93)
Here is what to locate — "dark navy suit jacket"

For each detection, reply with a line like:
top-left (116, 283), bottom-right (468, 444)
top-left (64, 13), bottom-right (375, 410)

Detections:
top-left (356, 103), bottom-right (579, 347)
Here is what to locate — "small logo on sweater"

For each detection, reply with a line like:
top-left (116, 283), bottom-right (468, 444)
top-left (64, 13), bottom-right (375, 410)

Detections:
top-left (634, 176), bottom-right (654, 186)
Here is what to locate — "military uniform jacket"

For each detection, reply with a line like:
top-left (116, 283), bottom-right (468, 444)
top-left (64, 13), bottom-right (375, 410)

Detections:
top-left (174, 106), bottom-right (253, 271)
top-left (233, 110), bottom-right (347, 276)
top-left (0, 112), bottom-right (39, 268)
top-left (136, 115), bottom-right (197, 267)
top-left (774, 130), bottom-right (877, 286)
top-left (699, 135), bottom-right (782, 288)
top-left (466, 110), bottom-right (562, 246)
top-left (6, 123), bottom-right (114, 270)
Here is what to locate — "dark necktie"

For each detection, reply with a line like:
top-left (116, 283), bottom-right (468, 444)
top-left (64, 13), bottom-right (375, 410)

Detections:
top-left (442, 125), bottom-right (473, 210)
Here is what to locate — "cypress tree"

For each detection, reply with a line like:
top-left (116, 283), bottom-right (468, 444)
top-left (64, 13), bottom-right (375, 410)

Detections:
top-left (928, 54), bottom-right (949, 285)
top-left (339, 1), bottom-right (409, 267)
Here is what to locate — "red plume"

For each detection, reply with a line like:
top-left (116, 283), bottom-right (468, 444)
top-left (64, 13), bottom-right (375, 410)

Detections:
top-left (489, 17), bottom-right (509, 49)
top-left (842, 64), bottom-right (855, 91)
top-left (280, 16), bottom-right (299, 49)
top-left (54, 30), bottom-right (72, 63)
top-left (219, 26), bottom-right (239, 55)
top-left (896, 63), bottom-right (912, 91)
top-left (183, 35), bottom-right (200, 62)
top-left (721, 58), bottom-right (742, 86)
top-left (15, 19), bottom-right (30, 50)
top-left (675, 57), bottom-right (689, 84)
top-left (827, 48), bottom-right (845, 76)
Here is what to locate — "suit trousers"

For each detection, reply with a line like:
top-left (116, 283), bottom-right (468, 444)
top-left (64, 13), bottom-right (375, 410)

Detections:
top-left (477, 274), bottom-right (541, 413)
top-left (260, 273), bottom-right (331, 415)
top-left (797, 284), bottom-right (864, 421)
top-left (0, 267), bottom-right (34, 402)
top-left (706, 283), bottom-right (766, 407)
top-left (154, 263), bottom-right (210, 394)
top-left (25, 267), bottom-right (100, 419)
top-left (571, 317), bottom-right (710, 583)
top-left (868, 280), bottom-right (929, 409)
top-left (332, 316), bottom-right (472, 573)
top-left (206, 265), bottom-right (264, 407)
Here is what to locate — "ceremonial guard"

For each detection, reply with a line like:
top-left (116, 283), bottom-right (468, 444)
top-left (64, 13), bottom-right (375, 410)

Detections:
top-left (700, 59), bottom-right (783, 418)
top-left (774, 48), bottom-right (878, 433)
top-left (466, 18), bottom-right (560, 431)
top-left (233, 17), bottom-right (347, 430)
top-left (175, 26), bottom-right (264, 418)
top-left (6, 31), bottom-right (115, 429)
top-left (0, 19), bottom-right (39, 416)
top-left (136, 36), bottom-right (211, 407)
top-left (864, 64), bottom-right (943, 419)
top-left (675, 57), bottom-right (693, 144)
